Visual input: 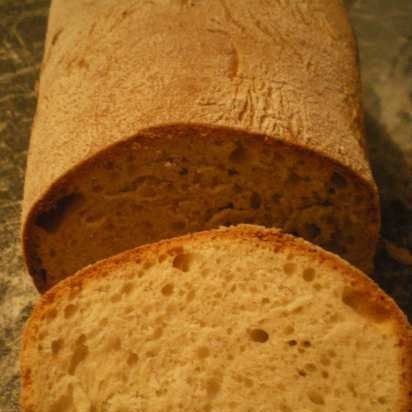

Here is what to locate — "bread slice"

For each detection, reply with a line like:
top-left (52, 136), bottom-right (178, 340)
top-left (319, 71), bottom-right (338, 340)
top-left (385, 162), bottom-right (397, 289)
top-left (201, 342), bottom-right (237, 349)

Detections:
top-left (21, 226), bottom-right (411, 412)
top-left (22, 0), bottom-right (379, 291)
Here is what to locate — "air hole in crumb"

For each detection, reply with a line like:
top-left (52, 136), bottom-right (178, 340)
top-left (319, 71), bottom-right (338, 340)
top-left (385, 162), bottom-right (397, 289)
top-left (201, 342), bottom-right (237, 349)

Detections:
top-left (287, 340), bottom-right (297, 346)
top-left (272, 193), bottom-right (281, 203)
top-left (142, 260), bottom-right (153, 270)
top-left (84, 211), bottom-right (103, 223)
top-left (103, 160), bottom-right (114, 170)
top-left (179, 167), bottom-right (188, 176)
top-left (377, 396), bottom-right (387, 404)
top-left (302, 268), bottom-right (316, 282)
top-left (227, 168), bottom-right (238, 176)
top-left (320, 355), bottom-right (330, 366)
top-left (287, 172), bottom-right (302, 184)
top-left (197, 346), bottom-right (210, 359)
top-left (64, 304), bottom-right (77, 319)
top-left (347, 235), bottom-right (355, 243)
top-left (51, 28), bottom-right (63, 46)
top-left (331, 172), bottom-right (347, 189)
top-left (313, 282), bottom-right (322, 291)
top-left (250, 192), bottom-right (262, 209)
top-left (305, 363), bottom-right (316, 372)
top-left (244, 378), bottom-right (253, 387)
top-left (329, 313), bottom-right (344, 324)
top-left (155, 388), bottom-right (167, 397)
top-left (173, 253), bottom-right (192, 272)
top-left (127, 352), bottom-right (138, 366)
top-left (221, 202), bottom-right (234, 210)
top-left (321, 199), bottom-right (332, 206)
top-left (45, 308), bottom-right (57, 320)
top-left (151, 327), bottom-right (163, 340)
top-left (206, 378), bottom-right (221, 398)
top-left (229, 143), bottom-right (246, 162)
top-left (68, 334), bottom-right (88, 374)
top-left (146, 349), bottom-right (157, 357)
top-left (261, 297), bottom-right (270, 305)
top-left (306, 223), bottom-right (321, 238)
top-left (308, 390), bottom-right (325, 405)
top-left (161, 283), bottom-right (174, 296)
top-left (283, 262), bottom-right (297, 275)
top-left (248, 328), bottom-right (269, 343)
top-left (121, 282), bottom-right (134, 295)
top-left (347, 382), bottom-right (357, 396)
top-left (51, 339), bottom-right (63, 355)
top-left (35, 193), bottom-right (83, 232)
top-left (38, 330), bottom-right (48, 341)
top-left (342, 287), bottom-right (390, 323)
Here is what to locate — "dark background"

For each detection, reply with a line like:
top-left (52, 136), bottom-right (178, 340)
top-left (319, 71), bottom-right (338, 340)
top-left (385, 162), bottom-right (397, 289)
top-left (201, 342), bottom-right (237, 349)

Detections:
top-left (0, 0), bottom-right (411, 409)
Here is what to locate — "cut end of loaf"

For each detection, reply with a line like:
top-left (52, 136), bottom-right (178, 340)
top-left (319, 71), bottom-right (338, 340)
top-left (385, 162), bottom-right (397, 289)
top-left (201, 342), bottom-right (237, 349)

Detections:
top-left (21, 225), bottom-right (410, 412)
top-left (23, 125), bottom-right (380, 291)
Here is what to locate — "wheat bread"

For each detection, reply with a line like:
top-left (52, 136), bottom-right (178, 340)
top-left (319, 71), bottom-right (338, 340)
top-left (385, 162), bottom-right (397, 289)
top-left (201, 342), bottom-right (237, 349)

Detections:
top-left (21, 225), bottom-right (411, 412)
top-left (22, 0), bottom-right (380, 291)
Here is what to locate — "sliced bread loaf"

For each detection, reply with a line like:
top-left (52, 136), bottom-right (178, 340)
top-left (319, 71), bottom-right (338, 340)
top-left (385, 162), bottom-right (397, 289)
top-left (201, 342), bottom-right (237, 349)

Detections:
top-left (21, 226), bottom-right (411, 412)
top-left (22, 0), bottom-right (379, 291)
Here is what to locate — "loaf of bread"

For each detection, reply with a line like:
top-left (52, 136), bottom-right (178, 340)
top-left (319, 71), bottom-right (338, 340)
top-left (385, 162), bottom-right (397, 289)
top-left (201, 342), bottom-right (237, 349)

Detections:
top-left (20, 225), bottom-right (410, 411)
top-left (22, 0), bottom-right (380, 291)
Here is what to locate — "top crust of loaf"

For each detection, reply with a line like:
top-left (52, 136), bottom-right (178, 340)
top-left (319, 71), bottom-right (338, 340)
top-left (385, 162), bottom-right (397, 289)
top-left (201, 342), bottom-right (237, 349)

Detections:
top-left (21, 225), bottom-right (411, 411)
top-left (23, 0), bottom-right (374, 222)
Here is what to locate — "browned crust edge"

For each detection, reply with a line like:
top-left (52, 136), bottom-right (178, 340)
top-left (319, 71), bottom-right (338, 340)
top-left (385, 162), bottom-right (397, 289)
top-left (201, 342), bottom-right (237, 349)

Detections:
top-left (21, 123), bottom-right (381, 291)
top-left (20, 224), bottom-right (409, 411)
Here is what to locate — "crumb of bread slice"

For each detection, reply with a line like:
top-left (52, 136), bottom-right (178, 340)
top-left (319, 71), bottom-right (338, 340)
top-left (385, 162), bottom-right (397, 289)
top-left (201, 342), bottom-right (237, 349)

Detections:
top-left (21, 225), bottom-right (411, 412)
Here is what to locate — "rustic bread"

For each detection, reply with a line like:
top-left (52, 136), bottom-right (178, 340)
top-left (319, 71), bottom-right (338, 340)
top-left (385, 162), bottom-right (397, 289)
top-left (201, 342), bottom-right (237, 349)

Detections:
top-left (22, 0), bottom-right (379, 291)
top-left (21, 226), bottom-right (411, 412)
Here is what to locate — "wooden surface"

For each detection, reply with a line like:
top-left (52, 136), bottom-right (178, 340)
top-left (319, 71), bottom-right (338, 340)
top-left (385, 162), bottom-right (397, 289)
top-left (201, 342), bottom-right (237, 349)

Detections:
top-left (0, 0), bottom-right (411, 409)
